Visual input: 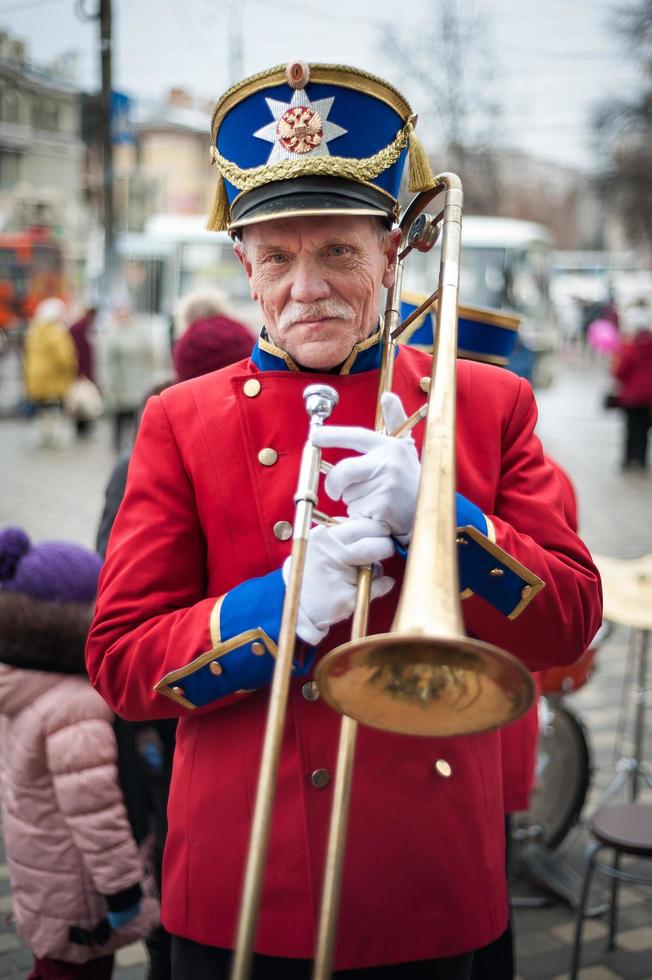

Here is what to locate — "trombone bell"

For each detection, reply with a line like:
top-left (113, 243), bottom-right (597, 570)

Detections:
top-left (316, 633), bottom-right (535, 737)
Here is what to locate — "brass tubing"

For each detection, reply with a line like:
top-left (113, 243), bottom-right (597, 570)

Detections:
top-left (392, 174), bottom-right (463, 638)
top-left (229, 533), bottom-right (308, 980)
top-left (391, 289), bottom-right (438, 341)
top-left (311, 209), bottom-right (415, 978)
top-left (312, 583), bottom-right (369, 980)
top-left (315, 176), bottom-right (534, 738)
top-left (230, 387), bottom-right (338, 980)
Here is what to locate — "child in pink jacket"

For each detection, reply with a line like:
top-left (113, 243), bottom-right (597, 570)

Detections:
top-left (0, 527), bottom-right (159, 980)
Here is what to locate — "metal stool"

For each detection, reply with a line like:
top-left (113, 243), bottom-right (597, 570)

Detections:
top-left (570, 803), bottom-right (652, 979)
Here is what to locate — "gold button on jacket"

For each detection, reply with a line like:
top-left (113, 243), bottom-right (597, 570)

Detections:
top-left (310, 768), bottom-right (331, 789)
top-left (243, 378), bottom-right (261, 397)
top-left (258, 448), bottom-right (278, 466)
top-left (273, 520), bottom-right (293, 541)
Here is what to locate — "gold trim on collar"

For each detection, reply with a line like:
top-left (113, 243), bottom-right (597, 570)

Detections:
top-left (340, 327), bottom-right (382, 375)
top-left (258, 334), bottom-right (300, 371)
top-left (211, 63), bottom-right (413, 137)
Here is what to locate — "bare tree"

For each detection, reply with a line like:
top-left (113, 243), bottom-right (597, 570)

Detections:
top-left (593, 0), bottom-right (652, 248)
top-left (378, 0), bottom-right (504, 211)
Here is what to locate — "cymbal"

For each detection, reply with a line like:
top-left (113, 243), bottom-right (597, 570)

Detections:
top-left (593, 553), bottom-right (652, 631)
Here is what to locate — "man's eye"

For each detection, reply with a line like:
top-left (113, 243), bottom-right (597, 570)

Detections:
top-left (268, 253), bottom-right (287, 264)
top-left (328, 245), bottom-right (351, 257)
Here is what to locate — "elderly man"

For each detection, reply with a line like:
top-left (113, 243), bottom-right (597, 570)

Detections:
top-left (87, 62), bottom-right (602, 980)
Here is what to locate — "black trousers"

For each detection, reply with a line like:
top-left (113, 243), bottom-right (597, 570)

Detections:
top-left (623, 405), bottom-right (651, 467)
top-left (469, 815), bottom-right (514, 980)
top-left (170, 937), bottom-right (474, 980)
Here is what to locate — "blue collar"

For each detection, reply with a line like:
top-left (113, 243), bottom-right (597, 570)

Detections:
top-left (250, 327), bottom-right (394, 375)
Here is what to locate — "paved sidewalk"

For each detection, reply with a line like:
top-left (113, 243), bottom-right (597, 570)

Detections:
top-left (0, 352), bottom-right (650, 978)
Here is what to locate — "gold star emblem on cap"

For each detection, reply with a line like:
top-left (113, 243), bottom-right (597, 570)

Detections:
top-left (253, 89), bottom-right (347, 164)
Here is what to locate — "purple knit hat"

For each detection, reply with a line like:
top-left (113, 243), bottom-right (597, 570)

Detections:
top-left (0, 527), bottom-right (102, 603)
top-left (173, 314), bottom-right (253, 382)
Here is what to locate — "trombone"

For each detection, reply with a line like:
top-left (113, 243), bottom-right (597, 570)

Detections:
top-left (230, 175), bottom-right (535, 980)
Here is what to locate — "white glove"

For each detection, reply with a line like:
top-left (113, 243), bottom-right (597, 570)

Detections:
top-left (311, 392), bottom-right (421, 540)
top-left (283, 518), bottom-right (395, 646)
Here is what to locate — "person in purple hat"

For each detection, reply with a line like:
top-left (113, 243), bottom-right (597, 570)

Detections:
top-left (0, 527), bottom-right (160, 980)
top-left (96, 294), bottom-right (253, 557)
top-left (92, 296), bottom-right (253, 980)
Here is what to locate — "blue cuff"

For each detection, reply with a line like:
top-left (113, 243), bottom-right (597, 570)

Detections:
top-left (394, 495), bottom-right (543, 618)
top-left (107, 902), bottom-right (140, 929)
top-left (457, 526), bottom-right (544, 618)
top-left (154, 569), bottom-right (315, 709)
top-left (456, 492), bottom-right (487, 535)
top-left (394, 493), bottom-right (486, 560)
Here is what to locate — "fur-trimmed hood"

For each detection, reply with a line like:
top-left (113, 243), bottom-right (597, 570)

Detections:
top-left (0, 592), bottom-right (94, 717)
top-left (0, 592), bottom-right (94, 708)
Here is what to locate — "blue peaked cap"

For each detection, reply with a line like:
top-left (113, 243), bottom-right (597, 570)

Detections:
top-left (207, 62), bottom-right (434, 232)
top-left (400, 291), bottom-right (521, 367)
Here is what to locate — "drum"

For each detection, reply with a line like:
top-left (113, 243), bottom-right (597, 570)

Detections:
top-left (540, 645), bottom-right (598, 695)
top-left (524, 696), bottom-right (592, 849)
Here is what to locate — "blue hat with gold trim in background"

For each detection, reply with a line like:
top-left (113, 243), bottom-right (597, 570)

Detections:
top-left (400, 291), bottom-right (521, 367)
top-left (207, 61), bottom-right (435, 233)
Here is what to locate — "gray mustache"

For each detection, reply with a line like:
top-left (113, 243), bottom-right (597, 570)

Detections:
top-left (280, 301), bottom-right (353, 329)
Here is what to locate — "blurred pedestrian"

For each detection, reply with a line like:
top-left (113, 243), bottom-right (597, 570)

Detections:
top-left (102, 301), bottom-right (156, 452)
top-left (69, 307), bottom-right (98, 384)
top-left (68, 307), bottom-right (101, 438)
top-left (0, 527), bottom-right (160, 980)
top-left (172, 287), bottom-right (233, 341)
top-left (94, 301), bottom-right (253, 980)
top-left (24, 298), bottom-right (77, 448)
top-left (612, 301), bottom-right (652, 470)
top-left (96, 301), bottom-right (253, 557)
top-left (586, 316), bottom-right (619, 356)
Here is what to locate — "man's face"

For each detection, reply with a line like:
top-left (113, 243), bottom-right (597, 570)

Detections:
top-left (234, 215), bottom-right (400, 370)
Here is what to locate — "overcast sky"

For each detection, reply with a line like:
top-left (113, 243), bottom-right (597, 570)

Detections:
top-left (3, 0), bottom-right (644, 171)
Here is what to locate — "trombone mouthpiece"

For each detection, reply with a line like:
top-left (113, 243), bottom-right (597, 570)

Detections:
top-left (303, 384), bottom-right (339, 424)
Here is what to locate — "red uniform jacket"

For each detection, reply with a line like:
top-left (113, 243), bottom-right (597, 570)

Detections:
top-left (500, 455), bottom-right (581, 814)
top-left (87, 343), bottom-right (602, 968)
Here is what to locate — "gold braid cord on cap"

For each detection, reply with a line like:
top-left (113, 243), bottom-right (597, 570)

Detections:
top-left (215, 117), bottom-right (414, 193)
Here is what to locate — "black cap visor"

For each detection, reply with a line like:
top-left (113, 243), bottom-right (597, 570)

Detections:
top-left (228, 177), bottom-right (396, 233)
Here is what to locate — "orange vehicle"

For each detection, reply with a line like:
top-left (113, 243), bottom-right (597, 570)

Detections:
top-left (0, 230), bottom-right (66, 331)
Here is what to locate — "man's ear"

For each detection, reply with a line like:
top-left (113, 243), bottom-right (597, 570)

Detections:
top-left (381, 227), bottom-right (402, 289)
top-left (233, 240), bottom-right (257, 300)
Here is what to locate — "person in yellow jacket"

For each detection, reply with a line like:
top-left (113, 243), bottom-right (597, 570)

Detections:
top-left (24, 298), bottom-right (77, 447)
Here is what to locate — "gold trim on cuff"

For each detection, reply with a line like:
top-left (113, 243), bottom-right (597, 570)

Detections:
top-left (153, 628), bottom-right (278, 709)
top-left (485, 516), bottom-right (496, 543)
top-left (209, 594), bottom-right (225, 648)
top-left (456, 524), bottom-right (545, 619)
